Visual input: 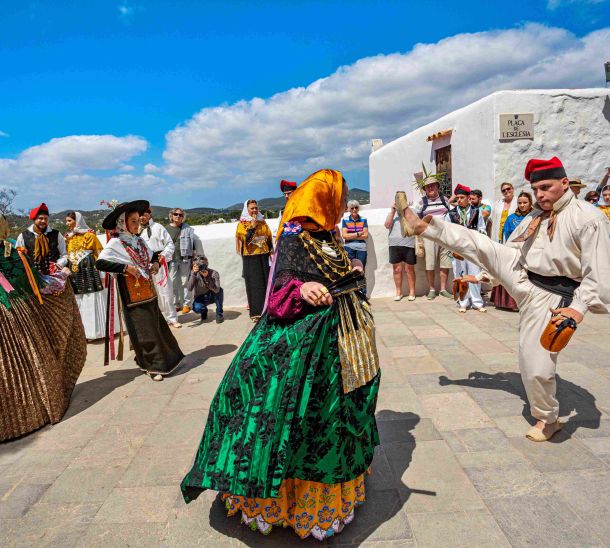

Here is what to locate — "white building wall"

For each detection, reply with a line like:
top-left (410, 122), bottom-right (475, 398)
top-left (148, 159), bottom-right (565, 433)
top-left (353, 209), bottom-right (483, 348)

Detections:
top-left (370, 89), bottom-right (610, 207)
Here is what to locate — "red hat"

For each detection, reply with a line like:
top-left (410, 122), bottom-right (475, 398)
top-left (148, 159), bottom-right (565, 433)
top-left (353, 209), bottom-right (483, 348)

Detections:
top-left (280, 180), bottom-right (297, 192)
top-left (454, 184), bottom-right (471, 195)
top-left (29, 203), bottom-right (49, 220)
top-left (524, 156), bottom-right (567, 183)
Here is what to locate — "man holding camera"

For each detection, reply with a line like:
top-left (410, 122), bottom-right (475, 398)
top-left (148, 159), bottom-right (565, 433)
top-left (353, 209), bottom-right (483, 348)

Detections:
top-left (186, 257), bottom-right (224, 324)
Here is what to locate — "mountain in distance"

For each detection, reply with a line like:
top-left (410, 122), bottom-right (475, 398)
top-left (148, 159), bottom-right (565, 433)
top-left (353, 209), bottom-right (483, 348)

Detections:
top-left (8, 188), bottom-right (370, 233)
top-left (225, 188), bottom-right (370, 212)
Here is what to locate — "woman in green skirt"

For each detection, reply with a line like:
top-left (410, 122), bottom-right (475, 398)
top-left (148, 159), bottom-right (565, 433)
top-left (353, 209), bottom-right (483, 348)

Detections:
top-left (181, 169), bottom-right (381, 540)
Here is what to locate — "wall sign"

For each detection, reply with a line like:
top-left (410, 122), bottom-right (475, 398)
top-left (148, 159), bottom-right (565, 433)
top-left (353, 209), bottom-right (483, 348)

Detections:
top-left (499, 113), bottom-right (534, 140)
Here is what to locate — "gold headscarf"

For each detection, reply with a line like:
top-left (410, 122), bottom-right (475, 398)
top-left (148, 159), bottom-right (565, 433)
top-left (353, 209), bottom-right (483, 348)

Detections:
top-left (277, 169), bottom-right (344, 239)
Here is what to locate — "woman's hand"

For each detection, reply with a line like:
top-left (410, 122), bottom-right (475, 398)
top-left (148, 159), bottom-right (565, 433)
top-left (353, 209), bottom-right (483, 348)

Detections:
top-left (460, 274), bottom-right (478, 284)
top-left (150, 262), bottom-right (160, 275)
top-left (300, 281), bottom-right (333, 306)
top-left (125, 265), bottom-right (140, 277)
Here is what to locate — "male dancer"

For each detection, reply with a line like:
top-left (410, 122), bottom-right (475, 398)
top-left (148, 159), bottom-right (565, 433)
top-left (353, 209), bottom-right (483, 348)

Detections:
top-left (402, 157), bottom-right (610, 441)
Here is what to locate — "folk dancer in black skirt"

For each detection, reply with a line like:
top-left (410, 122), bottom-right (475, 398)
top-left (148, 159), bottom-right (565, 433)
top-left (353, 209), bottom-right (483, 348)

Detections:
top-left (96, 200), bottom-right (184, 381)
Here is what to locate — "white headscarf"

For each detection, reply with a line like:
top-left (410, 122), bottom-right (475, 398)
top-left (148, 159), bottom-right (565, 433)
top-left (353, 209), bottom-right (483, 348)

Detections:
top-left (598, 184), bottom-right (610, 206)
top-left (97, 212), bottom-right (152, 277)
top-left (240, 200), bottom-right (264, 222)
top-left (67, 211), bottom-right (92, 237)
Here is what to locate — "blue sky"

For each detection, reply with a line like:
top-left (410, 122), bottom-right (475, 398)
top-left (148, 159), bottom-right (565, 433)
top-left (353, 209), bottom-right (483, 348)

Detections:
top-left (1, 0), bottom-right (609, 211)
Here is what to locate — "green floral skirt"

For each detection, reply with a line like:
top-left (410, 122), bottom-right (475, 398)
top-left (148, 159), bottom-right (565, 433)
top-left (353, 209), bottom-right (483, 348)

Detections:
top-left (181, 305), bottom-right (380, 501)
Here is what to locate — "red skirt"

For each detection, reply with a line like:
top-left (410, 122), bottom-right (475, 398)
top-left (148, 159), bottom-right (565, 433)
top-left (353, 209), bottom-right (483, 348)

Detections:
top-left (491, 285), bottom-right (518, 311)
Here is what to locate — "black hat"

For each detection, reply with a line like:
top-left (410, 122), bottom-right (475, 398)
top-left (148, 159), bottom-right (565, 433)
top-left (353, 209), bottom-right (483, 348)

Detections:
top-left (102, 200), bottom-right (150, 230)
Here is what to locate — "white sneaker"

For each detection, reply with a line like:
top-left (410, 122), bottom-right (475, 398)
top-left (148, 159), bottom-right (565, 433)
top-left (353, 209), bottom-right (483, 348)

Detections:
top-left (393, 295), bottom-right (402, 301)
top-left (151, 374), bottom-right (163, 382)
top-left (169, 321), bottom-right (182, 329)
top-left (475, 307), bottom-right (488, 313)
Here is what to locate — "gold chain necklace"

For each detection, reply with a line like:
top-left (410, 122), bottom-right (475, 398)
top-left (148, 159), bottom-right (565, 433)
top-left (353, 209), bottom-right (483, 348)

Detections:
top-left (299, 232), bottom-right (351, 281)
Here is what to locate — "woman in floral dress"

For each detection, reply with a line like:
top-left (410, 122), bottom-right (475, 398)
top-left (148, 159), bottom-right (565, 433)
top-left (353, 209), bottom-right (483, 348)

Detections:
top-left (181, 169), bottom-right (381, 540)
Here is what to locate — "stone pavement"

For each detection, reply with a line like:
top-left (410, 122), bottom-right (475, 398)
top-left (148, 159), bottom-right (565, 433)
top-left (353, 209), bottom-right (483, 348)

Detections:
top-left (1, 297), bottom-right (609, 547)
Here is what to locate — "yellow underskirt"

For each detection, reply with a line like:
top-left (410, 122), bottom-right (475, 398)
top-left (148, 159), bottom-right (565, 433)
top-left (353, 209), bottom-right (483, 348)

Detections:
top-left (222, 473), bottom-right (366, 540)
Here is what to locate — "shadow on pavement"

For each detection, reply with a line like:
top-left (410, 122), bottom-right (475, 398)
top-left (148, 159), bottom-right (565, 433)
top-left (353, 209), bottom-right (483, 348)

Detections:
top-left (207, 410), bottom-right (433, 546)
top-left (63, 367), bottom-right (143, 419)
top-left (439, 371), bottom-right (601, 439)
top-left (176, 344), bottom-right (239, 376)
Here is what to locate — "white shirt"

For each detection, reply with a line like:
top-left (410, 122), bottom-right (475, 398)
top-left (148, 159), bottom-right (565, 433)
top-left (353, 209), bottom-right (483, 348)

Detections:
top-left (16, 225), bottom-right (68, 267)
top-left (139, 219), bottom-right (175, 261)
top-left (507, 191), bottom-right (610, 316)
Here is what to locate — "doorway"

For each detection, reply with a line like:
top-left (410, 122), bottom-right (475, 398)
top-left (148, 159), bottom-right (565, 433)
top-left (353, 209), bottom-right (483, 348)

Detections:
top-left (435, 145), bottom-right (452, 197)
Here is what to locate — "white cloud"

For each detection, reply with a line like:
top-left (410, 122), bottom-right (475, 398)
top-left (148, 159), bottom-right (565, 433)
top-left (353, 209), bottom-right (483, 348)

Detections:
top-left (0, 135), bottom-right (147, 182)
top-left (0, 135), bottom-right (150, 208)
top-left (0, 130), bottom-right (9, 138)
top-left (117, 3), bottom-right (137, 22)
top-left (163, 24), bottom-right (610, 189)
top-left (119, 164), bottom-right (135, 172)
top-left (144, 162), bottom-right (160, 173)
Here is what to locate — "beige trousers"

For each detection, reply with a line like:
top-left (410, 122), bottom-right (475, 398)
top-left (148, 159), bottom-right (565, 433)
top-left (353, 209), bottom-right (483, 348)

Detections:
top-left (424, 218), bottom-right (562, 423)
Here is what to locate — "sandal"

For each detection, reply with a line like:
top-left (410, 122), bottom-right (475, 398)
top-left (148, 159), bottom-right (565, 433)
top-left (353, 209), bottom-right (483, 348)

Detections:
top-left (526, 421), bottom-right (563, 442)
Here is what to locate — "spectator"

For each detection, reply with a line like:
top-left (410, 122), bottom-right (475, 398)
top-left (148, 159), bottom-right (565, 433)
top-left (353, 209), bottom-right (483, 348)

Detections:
top-left (489, 182), bottom-right (516, 243)
top-left (187, 256), bottom-right (224, 324)
top-left (341, 200), bottom-right (369, 267)
top-left (568, 179), bottom-right (586, 198)
top-left (446, 184), bottom-right (487, 312)
top-left (597, 184), bottom-right (610, 220)
top-left (385, 204), bottom-right (416, 301)
top-left (167, 208), bottom-right (203, 314)
top-left (468, 189), bottom-right (491, 229)
top-left (584, 190), bottom-right (600, 204)
top-left (235, 199), bottom-right (273, 322)
top-left (413, 177), bottom-right (452, 299)
top-left (491, 191), bottom-right (533, 312)
top-left (595, 166), bottom-right (610, 193)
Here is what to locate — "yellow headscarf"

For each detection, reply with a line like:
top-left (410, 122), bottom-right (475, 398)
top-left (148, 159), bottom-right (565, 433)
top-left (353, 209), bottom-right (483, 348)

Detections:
top-left (277, 169), bottom-right (345, 240)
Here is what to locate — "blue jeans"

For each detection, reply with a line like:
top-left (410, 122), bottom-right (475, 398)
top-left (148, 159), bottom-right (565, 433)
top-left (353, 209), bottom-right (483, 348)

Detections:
top-left (345, 247), bottom-right (367, 268)
top-left (192, 289), bottom-right (224, 318)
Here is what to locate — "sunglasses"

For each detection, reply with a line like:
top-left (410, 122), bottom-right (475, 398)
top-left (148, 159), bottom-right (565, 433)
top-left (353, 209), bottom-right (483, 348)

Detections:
top-left (350, 206), bottom-right (359, 210)
top-left (501, 188), bottom-right (512, 193)
top-left (173, 213), bottom-right (184, 217)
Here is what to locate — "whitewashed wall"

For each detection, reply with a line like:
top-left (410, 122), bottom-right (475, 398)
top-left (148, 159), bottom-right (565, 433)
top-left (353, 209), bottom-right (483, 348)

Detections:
top-left (370, 89), bottom-right (610, 208)
top-left (192, 208), bottom-right (432, 307)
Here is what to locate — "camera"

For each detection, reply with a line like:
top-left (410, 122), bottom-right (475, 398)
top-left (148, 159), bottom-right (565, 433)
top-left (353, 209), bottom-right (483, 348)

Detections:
top-left (193, 257), bottom-right (208, 272)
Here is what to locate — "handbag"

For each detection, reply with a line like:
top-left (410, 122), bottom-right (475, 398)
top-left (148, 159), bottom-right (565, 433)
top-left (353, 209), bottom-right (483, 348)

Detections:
top-left (123, 272), bottom-right (157, 307)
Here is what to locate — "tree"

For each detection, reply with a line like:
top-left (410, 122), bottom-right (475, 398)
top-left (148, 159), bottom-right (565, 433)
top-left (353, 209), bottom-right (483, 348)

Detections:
top-left (0, 187), bottom-right (17, 216)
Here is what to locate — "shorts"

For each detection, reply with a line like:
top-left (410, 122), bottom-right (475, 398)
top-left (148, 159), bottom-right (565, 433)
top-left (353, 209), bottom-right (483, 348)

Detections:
top-left (423, 238), bottom-right (452, 270)
top-left (389, 246), bottom-right (416, 265)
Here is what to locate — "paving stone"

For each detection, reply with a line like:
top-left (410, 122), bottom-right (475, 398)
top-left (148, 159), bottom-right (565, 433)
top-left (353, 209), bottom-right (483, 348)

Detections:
top-left (4, 502), bottom-right (101, 546)
top-left (407, 374), bottom-right (465, 395)
top-left (420, 393), bottom-right (494, 431)
top-left (408, 510), bottom-right (510, 547)
top-left (77, 523), bottom-right (170, 547)
top-left (71, 423), bottom-right (154, 469)
top-left (0, 483), bottom-right (49, 518)
top-left (42, 464), bottom-right (127, 504)
top-left (143, 410), bottom-right (206, 448)
top-left (377, 416), bottom-right (441, 445)
top-left (493, 415), bottom-right (534, 438)
top-left (547, 468), bottom-right (610, 541)
top-left (0, 448), bottom-right (80, 485)
top-left (510, 435), bottom-right (607, 473)
top-left (464, 462), bottom-right (552, 499)
top-left (440, 427), bottom-right (512, 453)
top-left (107, 395), bottom-right (172, 426)
top-left (455, 447), bottom-right (529, 469)
top-left (94, 486), bottom-right (178, 523)
top-left (486, 494), bottom-right (605, 547)
top-left (386, 440), bottom-right (486, 514)
top-left (118, 444), bottom-right (195, 487)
